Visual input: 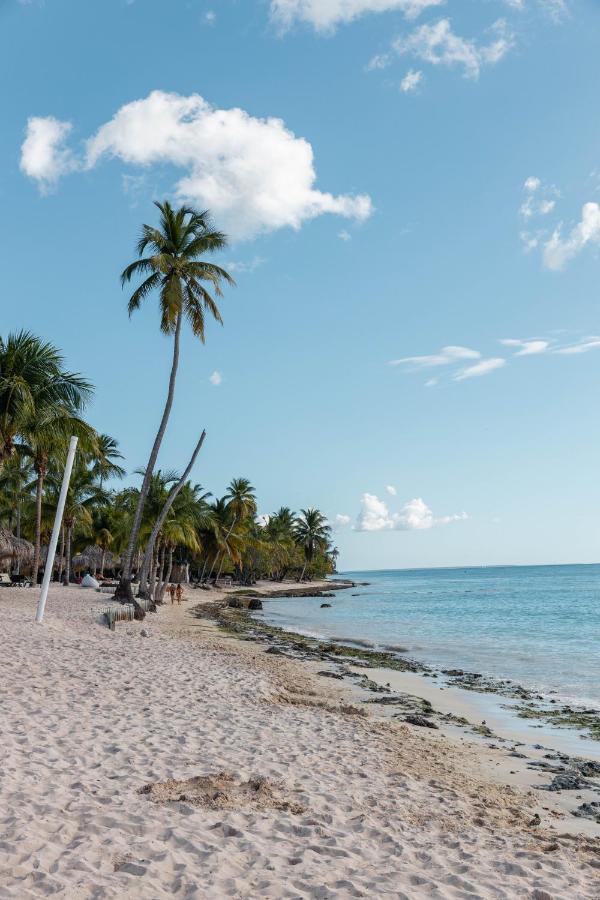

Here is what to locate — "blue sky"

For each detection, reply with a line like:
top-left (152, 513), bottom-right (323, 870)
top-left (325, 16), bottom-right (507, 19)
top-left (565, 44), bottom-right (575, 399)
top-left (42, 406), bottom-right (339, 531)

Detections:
top-left (2, 0), bottom-right (600, 570)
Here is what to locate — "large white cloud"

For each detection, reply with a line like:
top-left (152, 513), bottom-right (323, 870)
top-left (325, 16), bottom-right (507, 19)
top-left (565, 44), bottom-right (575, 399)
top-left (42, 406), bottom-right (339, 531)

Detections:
top-left (20, 117), bottom-right (76, 191)
top-left (21, 91), bottom-right (373, 240)
top-left (270, 0), bottom-right (444, 33)
top-left (355, 493), bottom-right (467, 532)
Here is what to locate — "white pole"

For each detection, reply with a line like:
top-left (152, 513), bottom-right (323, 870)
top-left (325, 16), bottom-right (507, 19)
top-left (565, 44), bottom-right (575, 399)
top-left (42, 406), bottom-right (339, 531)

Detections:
top-left (36, 436), bottom-right (78, 624)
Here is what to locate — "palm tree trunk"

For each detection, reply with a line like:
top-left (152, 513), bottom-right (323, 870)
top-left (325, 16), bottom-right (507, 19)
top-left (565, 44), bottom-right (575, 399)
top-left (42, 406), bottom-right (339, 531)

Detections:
top-left (15, 502), bottom-right (21, 576)
top-left (100, 548), bottom-right (106, 578)
top-left (32, 469), bottom-right (45, 585)
top-left (64, 524), bottom-right (72, 585)
top-left (57, 525), bottom-right (65, 583)
top-left (138, 430), bottom-right (206, 598)
top-left (116, 310), bottom-right (183, 615)
top-left (157, 546), bottom-right (173, 604)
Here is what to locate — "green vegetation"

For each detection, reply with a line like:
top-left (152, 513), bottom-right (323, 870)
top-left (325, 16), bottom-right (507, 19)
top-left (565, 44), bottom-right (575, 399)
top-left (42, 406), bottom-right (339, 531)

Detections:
top-left (0, 203), bottom-right (337, 610)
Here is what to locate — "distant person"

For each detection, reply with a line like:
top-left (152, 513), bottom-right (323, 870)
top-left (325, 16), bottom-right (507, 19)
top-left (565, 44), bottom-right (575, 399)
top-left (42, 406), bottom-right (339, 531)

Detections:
top-left (176, 583), bottom-right (183, 605)
top-left (168, 583), bottom-right (176, 605)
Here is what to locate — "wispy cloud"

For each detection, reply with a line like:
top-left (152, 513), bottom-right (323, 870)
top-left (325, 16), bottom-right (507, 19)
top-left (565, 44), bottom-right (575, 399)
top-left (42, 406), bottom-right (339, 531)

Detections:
top-left (209, 371), bottom-right (223, 386)
top-left (400, 69), bottom-right (423, 92)
top-left (270, 0), bottom-right (444, 34)
top-left (227, 256), bottom-right (266, 274)
top-left (453, 357), bottom-right (506, 381)
top-left (390, 345), bottom-right (480, 369)
top-left (499, 338), bottom-right (551, 355)
top-left (519, 176), bottom-right (600, 271)
top-left (554, 336), bottom-right (600, 355)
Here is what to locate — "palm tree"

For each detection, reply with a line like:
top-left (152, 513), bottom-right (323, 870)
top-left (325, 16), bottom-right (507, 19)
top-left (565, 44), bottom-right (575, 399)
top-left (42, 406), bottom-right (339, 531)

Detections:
top-left (90, 434), bottom-right (125, 488)
top-left (45, 465), bottom-right (105, 584)
top-left (0, 331), bottom-right (92, 470)
top-left (20, 406), bottom-right (97, 583)
top-left (214, 478), bottom-right (256, 582)
top-left (116, 202), bottom-right (234, 604)
top-left (294, 508), bottom-right (332, 582)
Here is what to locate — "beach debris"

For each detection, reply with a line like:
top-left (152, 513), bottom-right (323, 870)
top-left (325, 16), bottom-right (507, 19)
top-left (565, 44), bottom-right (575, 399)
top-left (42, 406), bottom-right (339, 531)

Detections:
top-left (528, 813), bottom-right (541, 827)
top-left (317, 670), bottom-right (344, 679)
top-left (320, 603), bottom-right (331, 608)
top-left (573, 801), bottom-right (600, 823)
top-left (539, 773), bottom-right (591, 792)
top-left (404, 714), bottom-right (439, 729)
top-left (140, 628), bottom-right (149, 638)
top-left (139, 772), bottom-right (305, 814)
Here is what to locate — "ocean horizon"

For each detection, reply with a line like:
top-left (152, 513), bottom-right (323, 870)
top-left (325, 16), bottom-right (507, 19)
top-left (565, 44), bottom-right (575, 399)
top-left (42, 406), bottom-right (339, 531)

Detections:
top-left (255, 563), bottom-right (600, 710)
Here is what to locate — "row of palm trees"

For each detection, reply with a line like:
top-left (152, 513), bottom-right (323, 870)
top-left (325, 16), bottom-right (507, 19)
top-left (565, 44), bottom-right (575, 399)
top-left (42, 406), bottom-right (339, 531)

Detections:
top-left (0, 439), bottom-right (337, 592)
top-left (0, 200), bottom-right (338, 607)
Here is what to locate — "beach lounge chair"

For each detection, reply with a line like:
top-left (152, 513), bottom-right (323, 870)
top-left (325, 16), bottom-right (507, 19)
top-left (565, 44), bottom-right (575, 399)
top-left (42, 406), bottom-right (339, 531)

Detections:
top-left (0, 572), bottom-right (12, 586)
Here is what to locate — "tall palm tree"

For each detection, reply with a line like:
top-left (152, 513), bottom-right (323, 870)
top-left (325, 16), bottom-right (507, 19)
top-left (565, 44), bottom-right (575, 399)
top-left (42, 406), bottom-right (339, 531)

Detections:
top-left (294, 508), bottom-right (332, 582)
top-left (116, 202), bottom-right (234, 604)
top-left (90, 434), bottom-right (125, 488)
top-left (0, 331), bottom-right (92, 470)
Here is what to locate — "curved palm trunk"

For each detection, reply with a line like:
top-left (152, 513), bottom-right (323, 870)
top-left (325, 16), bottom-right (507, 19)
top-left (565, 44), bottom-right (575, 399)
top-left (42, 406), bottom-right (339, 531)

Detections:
top-left (157, 546), bottom-right (173, 604)
top-left (115, 311), bottom-right (183, 616)
top-left (138, 430), bottom-right (206, 599)
top-left (100, 548), bottom-right (106, 578)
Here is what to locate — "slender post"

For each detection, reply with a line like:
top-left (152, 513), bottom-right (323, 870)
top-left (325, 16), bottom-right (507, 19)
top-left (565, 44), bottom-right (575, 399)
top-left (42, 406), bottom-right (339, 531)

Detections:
top-left (36, 436), bottom-right (78, 624)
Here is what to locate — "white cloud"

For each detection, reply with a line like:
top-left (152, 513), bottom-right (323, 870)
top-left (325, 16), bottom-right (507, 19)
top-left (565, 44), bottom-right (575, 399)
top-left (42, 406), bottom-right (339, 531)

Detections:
top-left (500, 338), bottom-right (550, 355)
top-left (338, 229), bottom-right (352, 241)
top-left (22, 91), bottom-right (373, 240)
top-left (555, 336), bottom-right (600, 355)
top-left (524, 175), bottom-right (541, 192)
top-left (209, 371), bottom-right (223, 386)
top-left (335, 513), bottom-right (352, 528)
top-left (270, 0), bottom-right (445, 33)
top-left (392, 18), bottom-right (514, 80)
top-left (203, 10), bottom-right (216, 25)
top-left (385, 485), bottom-right (397, 496)
top-left (519, 176), bottom-right (559, 220)
top-left (425, 377), bottom-right (438, 387)
top-left (542, 202), bottom-right (600, 270)
top-left (256, 513), bottom-right (271, 527)
top-left (20, 117), bottom-right (76, 191)
top-left (400, 69), bottom-right (423, 92)
top-left (355, 493), bottom-right (466, 532)
top-left (226, 256), bottom-right (266, 274)
top-left (453, 357), bottom-right (506, 380)
top-left (390, 345), bottom-right (480, 369)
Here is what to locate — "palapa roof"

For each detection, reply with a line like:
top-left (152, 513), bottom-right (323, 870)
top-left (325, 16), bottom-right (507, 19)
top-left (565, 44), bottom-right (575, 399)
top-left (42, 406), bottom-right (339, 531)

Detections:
top-left (0, 528), bottom-right (34, 563)
top-left (72, 545), bottom-right (120, 569)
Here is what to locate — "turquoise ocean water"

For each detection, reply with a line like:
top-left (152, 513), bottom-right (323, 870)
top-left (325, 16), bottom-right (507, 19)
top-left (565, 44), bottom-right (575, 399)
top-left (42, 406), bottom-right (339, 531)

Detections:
top-left (255, 565), bottom-right (600, 708)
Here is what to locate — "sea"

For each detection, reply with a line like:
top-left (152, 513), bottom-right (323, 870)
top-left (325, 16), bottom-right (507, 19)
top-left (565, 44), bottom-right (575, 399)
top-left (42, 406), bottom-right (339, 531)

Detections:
top-left (254, 564), bottom-right (600, 710)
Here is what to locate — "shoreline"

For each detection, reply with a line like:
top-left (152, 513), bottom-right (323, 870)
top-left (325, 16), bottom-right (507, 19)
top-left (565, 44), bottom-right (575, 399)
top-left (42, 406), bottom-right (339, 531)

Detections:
top-left (2, 582), bottom-right (600, 898)
top-left (248, 582), bottom-right (600, 747)
top-left (193, 582), bottom-right (600, 833)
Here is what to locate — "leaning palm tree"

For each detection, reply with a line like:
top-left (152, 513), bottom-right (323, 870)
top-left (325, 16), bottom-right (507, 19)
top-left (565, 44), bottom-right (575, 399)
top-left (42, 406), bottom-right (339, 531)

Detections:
top-left (116, 202), bottom-right (234, 605)
top-left (294, 508), bottom-right (332, 582)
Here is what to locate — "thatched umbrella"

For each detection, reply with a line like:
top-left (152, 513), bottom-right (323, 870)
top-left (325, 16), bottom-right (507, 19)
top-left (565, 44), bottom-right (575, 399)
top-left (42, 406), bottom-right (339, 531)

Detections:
top-left (73, 545), bottom-right (120, 575)
top-left (0, 528), bottom-right (34, 566)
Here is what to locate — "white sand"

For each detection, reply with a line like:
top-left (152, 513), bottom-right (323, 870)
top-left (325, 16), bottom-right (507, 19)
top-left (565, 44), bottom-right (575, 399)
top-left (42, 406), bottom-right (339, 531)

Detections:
top-left (1, 584), bottom-right (599, 899)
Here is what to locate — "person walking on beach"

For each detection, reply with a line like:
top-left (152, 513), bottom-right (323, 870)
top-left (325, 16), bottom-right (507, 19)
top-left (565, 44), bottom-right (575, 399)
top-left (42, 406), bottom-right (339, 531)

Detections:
top-left (168, 583), bottom-right (176, 605)
top-left (176, 583), bottom-right (183, 605)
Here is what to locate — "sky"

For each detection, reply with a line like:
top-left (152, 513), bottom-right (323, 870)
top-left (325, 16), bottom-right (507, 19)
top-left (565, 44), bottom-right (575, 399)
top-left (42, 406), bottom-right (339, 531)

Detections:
top-left (2, 0), bottom-right (600, 571)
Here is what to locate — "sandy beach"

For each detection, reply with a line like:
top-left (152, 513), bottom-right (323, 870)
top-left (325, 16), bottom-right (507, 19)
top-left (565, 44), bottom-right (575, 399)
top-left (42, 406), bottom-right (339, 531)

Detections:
top-left (1, 583), bottom-right (599, 899)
